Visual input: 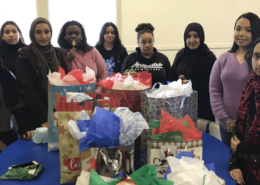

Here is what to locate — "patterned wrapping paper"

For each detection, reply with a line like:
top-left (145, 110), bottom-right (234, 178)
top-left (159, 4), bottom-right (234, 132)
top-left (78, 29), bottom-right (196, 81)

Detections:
top-left (147, 133), bottom-right (203, 178)
top-left (139, 91), bottom-right (198, 167)
top-left (101, 88), bottom-right (148, 112)
top-left (56, 94), bottom-right (120, 184)
top-left (99, 71), bottom-right (152, 112)
top-left (141, 90), bottom-right (198, 125)
top-left (48, 83), bottom-right (96, 151)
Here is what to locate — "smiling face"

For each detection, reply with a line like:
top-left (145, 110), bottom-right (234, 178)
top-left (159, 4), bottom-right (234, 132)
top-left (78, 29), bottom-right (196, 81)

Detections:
top-left (104, 26), bottom-right (115, 43)
top-left (65, 25), bottom-right (82, 46)
top-left (234, 18), bottom-right (252, 49)
top-left (186, 31), bottom-right (200, 50)
top-left (138, 33), bottom-right (154, 56)
top-left (252, 43), bottom-right (260, 76)
top-left (34, 23), bottom-right (51, 46)
top-left (2, 24), bottom-right (19, 45)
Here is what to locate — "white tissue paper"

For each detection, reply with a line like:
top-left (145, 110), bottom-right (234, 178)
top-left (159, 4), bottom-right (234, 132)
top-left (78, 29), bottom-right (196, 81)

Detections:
top-left (83, 66), bottom-right (97, 83)
top-left (166, 156), bottom-right (225, 185)
top-left (68, 110), bottom-right (90, 139)
top-left (111, 73), bottom-right (150, 90)
top-left (66, 92), bottom-right (93, 103)
top-left (47, 66), bottom-right (96, 86)
top-left (114, 107), bottom-right (149, 146)
top-left (146, 79), bottom-right (193, 98)
top-left (76, 171), bottom-right (115, 185)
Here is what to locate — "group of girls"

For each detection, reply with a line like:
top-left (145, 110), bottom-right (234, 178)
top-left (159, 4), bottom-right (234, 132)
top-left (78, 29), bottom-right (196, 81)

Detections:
top-left (0, 11), bottom-right (260, 184)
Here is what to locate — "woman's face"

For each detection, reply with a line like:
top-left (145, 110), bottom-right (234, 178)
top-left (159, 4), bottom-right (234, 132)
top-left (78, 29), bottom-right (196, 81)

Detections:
top-left (234, 18), bottom-right (252, 48)
top-left (65, 25), bottom-right (82, 46)
top-left (34, 23), bottom-right (51, 46)
top-left (186, 31), bottom-right (200, 50)
top-left (2, 24), bottom-right (19, 45)
top-left (138, 33), bottom-right (154, 56)
top-left (252, 43), bottom-right (260, 76)
top-left (104, 26), bottom-right (115, 43)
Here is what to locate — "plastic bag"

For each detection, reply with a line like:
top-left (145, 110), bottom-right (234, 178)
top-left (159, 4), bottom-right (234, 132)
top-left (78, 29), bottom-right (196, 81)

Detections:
top-left (145, 79), bottom-right (192, 98)
top-left (158, 110), bottom-right (202, 141)
top-left (79, 107), bottom-right (120, 152)
top-left (32, 127), bottom-right (48, 144)
top-left (66, 92), bottom-right (93, 102)
top-left (129, 165), bottom-right (173, 185)
top-left (114, 107), bottom-right (149, 146)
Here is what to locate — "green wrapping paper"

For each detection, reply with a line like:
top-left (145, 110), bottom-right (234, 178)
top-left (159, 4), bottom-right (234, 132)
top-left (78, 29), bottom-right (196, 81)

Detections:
top-left (149, 120), bottom-right (184, 141)
top-left (0, 163), bottom-right (43, 180)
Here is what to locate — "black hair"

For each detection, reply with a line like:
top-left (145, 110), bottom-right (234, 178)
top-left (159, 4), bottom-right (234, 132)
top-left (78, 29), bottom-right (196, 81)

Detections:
top-left (247, 37), bottom-right (260, 70)
top-left (229, 12), bottom-right (260, 59)
top-left (0, 21), bottom-right (25, 46)
top-left (135, 23), bottom-right (154, 40)
top-left (95, 22), bottom-right (124, 49)
top-left (58, 21), bottom-right (93, 52)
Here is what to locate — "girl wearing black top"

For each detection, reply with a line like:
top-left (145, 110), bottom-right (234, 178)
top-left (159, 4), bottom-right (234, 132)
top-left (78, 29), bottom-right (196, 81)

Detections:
top-left (0, 21), bottom-right (26, 74)
top-left (121, 23), bottom-right (170, 85)
top-left (95, 22), bottom-right (128, 73)
top-left (167, 23), bottom-right (216, 121)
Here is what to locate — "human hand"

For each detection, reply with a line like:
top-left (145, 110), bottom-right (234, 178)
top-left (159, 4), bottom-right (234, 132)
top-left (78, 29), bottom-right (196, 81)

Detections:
top-left (231, 135), bottom-right (241, 153)
top-left (67, 48), bottom-right (77, 63)
top-left (230, 169), bottom-right (245, 185)
top-left (41, 122), bottom-right (49, 128)
top-left (23, 130), bottom-right (35, 140)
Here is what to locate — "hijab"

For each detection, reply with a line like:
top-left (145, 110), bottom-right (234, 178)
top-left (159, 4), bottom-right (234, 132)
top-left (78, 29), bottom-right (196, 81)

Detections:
top-left (29, 17), bottom-right (60, 96)
top-left (184, 22), bottom-right (213, 56)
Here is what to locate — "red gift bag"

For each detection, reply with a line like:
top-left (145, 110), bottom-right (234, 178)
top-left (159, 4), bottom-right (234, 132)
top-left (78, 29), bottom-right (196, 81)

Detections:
top-left (99, 71), bottom-right (152, 112)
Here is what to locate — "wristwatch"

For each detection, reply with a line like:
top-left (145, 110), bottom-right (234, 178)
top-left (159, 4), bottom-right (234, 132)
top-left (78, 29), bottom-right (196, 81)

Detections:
top-left (227, 120), bottom-right (236, 132)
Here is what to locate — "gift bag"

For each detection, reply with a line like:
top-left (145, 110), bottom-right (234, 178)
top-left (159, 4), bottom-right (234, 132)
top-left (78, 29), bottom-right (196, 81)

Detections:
top-left (48, 83), bottom-right (95, 151)
top-left (147, 134), bottom-right (202, 178)
top-left (99, 71), bottom-right (152, 112)
top-left (57, 95), bottom-right (120, 184)
top-left (141, 89), bottom-right (198, 125)
top-left (80, 145), bottom-right (134, 178)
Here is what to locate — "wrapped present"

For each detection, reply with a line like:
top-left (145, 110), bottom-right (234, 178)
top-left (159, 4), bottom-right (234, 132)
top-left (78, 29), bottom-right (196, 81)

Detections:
top-left (99, 71), bottom-right (152, 112)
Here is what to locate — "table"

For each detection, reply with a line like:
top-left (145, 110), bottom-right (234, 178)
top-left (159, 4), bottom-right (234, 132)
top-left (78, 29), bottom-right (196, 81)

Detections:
top-left (0, 133), bottom-right (236, 185)
top-left (202, 132), bottom-right (236, 185)
top-left (0, 140), bottom-right (74, 185)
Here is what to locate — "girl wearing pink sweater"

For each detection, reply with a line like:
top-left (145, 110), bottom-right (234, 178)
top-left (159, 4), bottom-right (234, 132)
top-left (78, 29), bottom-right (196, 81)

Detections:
top-left (57, 21), bottom-right (108, 82)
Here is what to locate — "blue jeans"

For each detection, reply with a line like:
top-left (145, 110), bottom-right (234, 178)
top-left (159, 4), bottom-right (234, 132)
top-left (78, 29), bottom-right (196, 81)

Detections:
top-left (220, 127), bottom-right (233, 147)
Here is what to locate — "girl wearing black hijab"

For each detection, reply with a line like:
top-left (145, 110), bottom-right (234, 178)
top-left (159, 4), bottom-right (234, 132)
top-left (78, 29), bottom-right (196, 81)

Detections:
top-left (0, 21), bottom-right (26, 74)
top-left (167, 23), bottom-right (216, 121)
top-left (15, 18), bottom-right (68, 139)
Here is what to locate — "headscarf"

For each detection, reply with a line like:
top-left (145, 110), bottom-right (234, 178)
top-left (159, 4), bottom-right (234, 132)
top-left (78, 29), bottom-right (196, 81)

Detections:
top-left (29, 17), bottom-right (60, 95)
top-left (184, 22), bottom-right (212, 56)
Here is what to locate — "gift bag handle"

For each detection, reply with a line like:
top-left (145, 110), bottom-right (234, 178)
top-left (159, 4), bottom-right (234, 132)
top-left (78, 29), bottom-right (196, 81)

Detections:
top-left (166, 95), bottom-right (187, 112)
top-left (152, 82), bottom-right (163, 89)
top-left (79, 93), bottom-right (101, 112)
top-left (99, 148), bottom-right (122, 175)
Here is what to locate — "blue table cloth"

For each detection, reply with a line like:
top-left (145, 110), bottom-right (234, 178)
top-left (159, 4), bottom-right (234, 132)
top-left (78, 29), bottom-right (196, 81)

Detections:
top-left (0, 132), bottom-right (236, 185)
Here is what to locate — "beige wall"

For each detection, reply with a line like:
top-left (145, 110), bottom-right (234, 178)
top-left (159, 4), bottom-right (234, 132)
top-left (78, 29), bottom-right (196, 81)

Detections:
top-left (38, 0), bottom-right (260, 63)
top-left (117, 0), bottom-right (260, 63)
